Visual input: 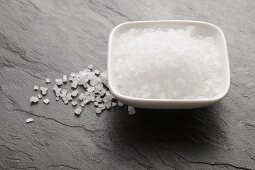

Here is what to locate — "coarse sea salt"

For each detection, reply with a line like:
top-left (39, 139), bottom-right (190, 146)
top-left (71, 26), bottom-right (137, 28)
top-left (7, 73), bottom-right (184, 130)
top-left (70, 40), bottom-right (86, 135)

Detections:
top-left (29, 64), bottom-right (135, 117)
top-left (113, 27), bottom-right (222, 99)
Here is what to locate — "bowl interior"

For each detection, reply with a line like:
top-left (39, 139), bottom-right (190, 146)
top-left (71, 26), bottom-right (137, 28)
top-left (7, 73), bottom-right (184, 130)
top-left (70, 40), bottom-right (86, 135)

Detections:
top-left (108, 21), bottom-right (230, 102)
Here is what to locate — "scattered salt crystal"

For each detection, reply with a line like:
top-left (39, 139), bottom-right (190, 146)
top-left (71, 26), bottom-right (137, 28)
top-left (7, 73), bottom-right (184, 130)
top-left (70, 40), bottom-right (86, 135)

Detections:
top-left (105, 102), bottom-right (111, 109)
top-left (128, 106), bottom-right (136, 115)
top-left (118, 101), bottom-right (124, 106)
top-left (33, 86), bottom-right (39, 91)
top-left (71, 81), bottom-right (78, 88)
top-left (40, 87), bottom-right (48, 95)
top-left (78, 93), bottom-right (85, 101)
top-left (26, 118), bottom-right (33, 123)
top-left (98, 104), bottom-right (105, 108)
top-left (66, 92), bottom-right (72, 101)
top-left (72, 101), bottom-right (78, 106)
top-left (81, 100), bottom-right (89, 107)
top-left (95, 108), bottom-right (102, 114)
top-left (94, 69), bottom-right (100, 75)
top-left (63, 75), bottom-right (67, 83)
top-left (60, 89), bottom-right (67, 97)
top-left (71, 90), bottom-right (78, 97)
top-left (113, 27), bottom-right (222, 99)
top-left (30, 66), bottom-right (124, 116)
top-left (70, 72), bottom-right (76, 77)
top-left (111, 102), bottom-right (117, 107)
top-left (88, 64), bottom-right (93, 70)
top-left (37, 94), bottom-right (42, 99)
top-left (45, 78), bottom-right (51, 83)
top-left (74, 106), bottom-right (82, 115)
top-left (43, 99), bottom-right (50, 104)
top-left (55, 79), bottom-right (63, 86)
top-left (30, 96), bottom-right (38, 103)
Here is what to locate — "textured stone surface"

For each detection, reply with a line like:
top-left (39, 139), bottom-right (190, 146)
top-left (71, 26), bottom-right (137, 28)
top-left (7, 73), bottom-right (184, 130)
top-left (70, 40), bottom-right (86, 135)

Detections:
top-left (0, 0), bottom-right (255, 169)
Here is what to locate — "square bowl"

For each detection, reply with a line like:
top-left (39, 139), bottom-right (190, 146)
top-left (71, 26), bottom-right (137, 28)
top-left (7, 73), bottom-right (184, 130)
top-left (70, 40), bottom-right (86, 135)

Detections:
top-left (108, 20), bottom-right (230, 109)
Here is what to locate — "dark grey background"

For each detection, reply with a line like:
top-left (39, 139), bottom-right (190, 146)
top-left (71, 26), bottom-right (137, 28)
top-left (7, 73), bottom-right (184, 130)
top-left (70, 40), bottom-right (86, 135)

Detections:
top-left (0, 0), bottom-right (255, 169)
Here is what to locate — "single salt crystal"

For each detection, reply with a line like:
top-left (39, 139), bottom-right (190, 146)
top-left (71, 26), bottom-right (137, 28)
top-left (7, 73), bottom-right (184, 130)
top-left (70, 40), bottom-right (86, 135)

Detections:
top-left (88, 64), bottom-right (93, 70)
top-left (43, 98), bottom-right (50, 104)
top-left (30, 96), bottom-right (38, 103)
top-left (60, 89), bottom-right (67, 97)
top-left (95, 108), bottom-right (102, 114)
top-left (63, 75), bottom-right (67, 83)
top-left (66, 92), bottom-right (72, 101)
top-left (55, 79), bottom-right (63, 86)
top-left (87, 86), bottom-right (94, 92)
top-left (33, 86), bottom-right (39, 91)
top-left (71, 90), bottom-right (78, 97)
top-left (128, 106), bottom-right (136, 115)
top-left (45, 78), bottom-right (51, 83)
top-left (98, 104), bottom-right (105, 108)
top-left (118, 101), bottom-right (124, 106)
top-left (94, 69), bottom-right (100, 75)
top-left (37, 93), bottom-right (42, 99)
top-left (80, 100), bottom-right (88, 107)
top-left (26, 118), bottom-right (33, 123)
top-left (74, 106), bottom-right (82, 116)
top-left (113, 27), bottom-right (222, 99)
top-left (56, 97), bottom-right (59, 101)
top-left (70, 72), bottom-right (76, 77)
top-left (105, 102), bottom-right (111, 109)
top-left (111, 102), bottom-right (117, 107)
top-left (78, 93), bottom-right (85, 101)
top-left (40, 87), bottom-right (48, 95)
top-left (72, 101), bottom-right (78, 106)
top-left (71, 81), bottom-right (78, 88)
top-left (100, 71), bottom-right (107, 80)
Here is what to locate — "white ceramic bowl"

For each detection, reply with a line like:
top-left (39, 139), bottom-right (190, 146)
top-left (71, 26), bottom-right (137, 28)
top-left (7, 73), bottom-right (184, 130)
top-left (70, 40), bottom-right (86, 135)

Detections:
top-left (108, 20), bottom-right (230, 109)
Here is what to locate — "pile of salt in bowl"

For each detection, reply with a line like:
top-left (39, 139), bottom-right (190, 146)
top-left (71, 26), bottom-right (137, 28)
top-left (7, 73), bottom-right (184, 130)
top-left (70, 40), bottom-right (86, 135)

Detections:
top-left (113, 26), bottom-right (222, 99)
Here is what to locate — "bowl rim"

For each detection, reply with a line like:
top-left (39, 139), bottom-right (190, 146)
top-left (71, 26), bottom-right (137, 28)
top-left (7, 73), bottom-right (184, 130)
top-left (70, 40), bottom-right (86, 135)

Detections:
top-left (107, 20), bottom-right (230, 103)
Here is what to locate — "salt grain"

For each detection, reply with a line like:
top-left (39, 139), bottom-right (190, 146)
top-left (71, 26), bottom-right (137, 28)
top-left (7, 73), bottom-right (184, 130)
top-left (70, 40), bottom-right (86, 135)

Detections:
top-left (33, 86), bottom-right (39, 91)
top-left (45, 78), bottom-right (51, 83)
top-left (55, 79), bottom-right (63, 86)
top-left (30, 96), bottom-right (38, 103)
top-left (72, 101), bottom-right (78, 106)
top-left (26, 118), bottom-right (33, 123)
top-left (43, 99), bottom-right (50, 104)
top-left (74, 106), bottom-right (82, 115)
top-left (63, 75), bottom-right (67, 83)
top-left (38, 94), bottom-right (42, 99)
top-left (40, 87), bottom-right (48, 95)
top-left (128, 106), bottom-right (136, 115)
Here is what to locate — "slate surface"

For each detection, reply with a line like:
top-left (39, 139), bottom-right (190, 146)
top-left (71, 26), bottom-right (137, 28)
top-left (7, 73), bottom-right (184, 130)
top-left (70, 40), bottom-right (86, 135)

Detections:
top-left (0, 0), bottom-right (255, 169)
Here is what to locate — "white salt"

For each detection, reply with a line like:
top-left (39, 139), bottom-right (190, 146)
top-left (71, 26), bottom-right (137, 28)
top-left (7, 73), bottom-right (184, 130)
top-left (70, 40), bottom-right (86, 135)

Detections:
top-left (30, 96), bottom-right (38, 103)
top-left (74, 106), bottom-right (82, 115)
top-left (63, 75), bottom-right (68, 83)
top-left (40, 87), bottom-right (48, 95)
top-left (128, 106), bottom-right (136, 115)
top-left (55, 79), bottom-right (63, 86)
top-left (45, 78), bottom-right (51, 83)
top-left (72, 101), bottom-right (78, 106)
top-left (43, 98), bottom-right (50, 104)
top-left (37, 94), bottom-right (42, 99)
top-left (113, 27), bottom-right (222, 99)
top-left (26, 118), bottom-right (33, 123)
top-left (33, 86), bottom-right (39, 91)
